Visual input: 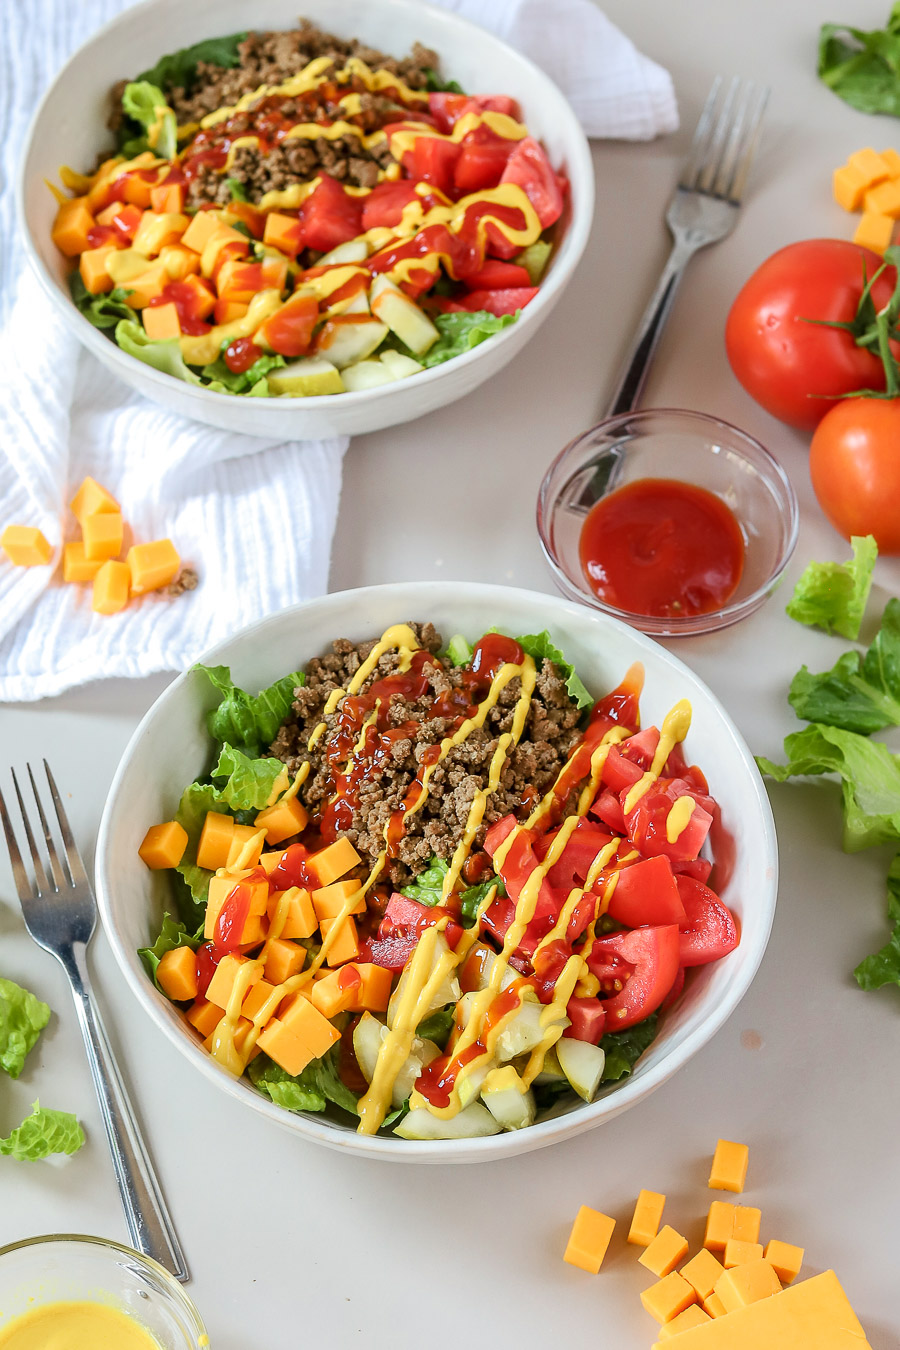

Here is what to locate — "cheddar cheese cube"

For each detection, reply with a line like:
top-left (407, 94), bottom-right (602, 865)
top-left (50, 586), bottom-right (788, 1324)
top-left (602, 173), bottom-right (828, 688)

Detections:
top-left (639, 1226), bottom-right (689, 1278)
top-left (52, 196), bottom-right (95, 255)
top-left (92, 560), bottom-right (130, 614)
top-left (657, 1305), bottom-right (711, 1339)
top-left (864, 177), bottom-right (900, 217)
top-left (159, 242), bottom-right (200, 280)
top-left (320, 913), bottom-right (359, 966)
top-left (724, 1238), bottom-right (763, 1269)
top-left (127, 538), bottom-right (181, 595)
top-left (82, 510), bottom-right (124, 562)
top-left (562, 1206), bottom-right (616, 1274)
top-left (702, 1292), bottom-right (727, 1319)
top-left (205, 872), bottom-right (269, 942)
top-left (181, 210), bottom-right (224, 253)
top-left (155, 946), bottom-right (199, 1002)
top-left (132, 210), bottom-right (191, 257)
top-left (186, 997), bottom-right (223, 1038)
top-left (226, 824), bottom-right (266, 869)
top-left (680, 1248), bottom-right (724, 1302)
top-left (847, 147), bottom-right (892, 188)
top-left (254, 794), bottom-right (308, 845)
top-left (628, 1190), bottom-right (666, 1246)
top-left (241, 978), bottom-right (277, 1024)
top-left (310, 965), bottom-right (361, 1019)
top-left (205, 953), bottom-right (263, 1011)
top-left (309, 837), bottom-right (362, 886)
top-left (269, 886), bottom-right (318, 940)
top-left (641, 1272), bottom-right (696, 1325)
top-left (881, 147), bottom-right (900, 176)
top-left (63, 541), bottom-right (103, 582)
top-left (143, 300), bottom-right (181, 340)
top-left (257, 994), bottom-right (339, 1076)
top-left (354, 962), bottom-right (393, 1012)
top-left (263, 937), bottom-right (306, 985)
top-left (714, 1258), bottom-right (781, 1314)
top-left (258, 849), bottom-right (288, 875)
top-left (732, 1205), bottom-right (761, 1244)
top-left (311, 878), bottom-right (366, 921)
top-left (197, 811), bottom-right (235, 870)
top-left (763, 1239), bottom-right (804, 1284)
top-left (704, 1201), bottom-right (736, 1251)
top-left (120, 263), bottom-right (168, 308)
top-left (854, 210), bottom-right (894, 256)
top-left (138, 820), bottom-right (188, 869)
top-left (709, 1139), bottom-right (749, 1193)
top-left (79, 244), bottom-right (118, 294)
top-left (69, 475), bottom-right (119, 526)
top-left (1, 526), bottom-right (53, 567)
top-left (150, 182), bottom-right (185, 214)
top-left (833, 163), bottom-right (869, 212)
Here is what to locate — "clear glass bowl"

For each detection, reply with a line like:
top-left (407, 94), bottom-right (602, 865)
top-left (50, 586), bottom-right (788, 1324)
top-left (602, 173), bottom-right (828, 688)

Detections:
top-left (536, 408), bottom-right (799, 636)
top-left (0, 1235), bottom-right (208, 1348)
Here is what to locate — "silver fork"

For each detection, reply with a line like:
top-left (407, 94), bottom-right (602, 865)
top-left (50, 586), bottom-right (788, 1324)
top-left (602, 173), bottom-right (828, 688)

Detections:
top-left (0, 761), bottom-right (188, 1282)
top-left (604, 75), bottom-right (770, 419)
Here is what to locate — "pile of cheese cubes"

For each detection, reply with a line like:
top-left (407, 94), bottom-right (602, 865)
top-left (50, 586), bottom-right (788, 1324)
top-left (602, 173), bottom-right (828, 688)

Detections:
top-left (0, 475), bottom-right (183, 615)
top-left (563, 1139), bottom-right (871, 1347)
top-left (834, 146), bottom-right (900, 256)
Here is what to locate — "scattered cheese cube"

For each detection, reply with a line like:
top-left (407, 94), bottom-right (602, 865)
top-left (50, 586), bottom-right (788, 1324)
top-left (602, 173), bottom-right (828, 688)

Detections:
top-left (681, 1248), bottom-right (725, 1301)
top-left (241, 978), bottom-right (277, 1024)
top-left (127, 538), bottom-right (181, 595)
top-left (641, 1272), bottom-right (696, 1325)
top-left (196, 811), bottom-right (235, 870)
top-left (715, 1258), bottom-right (782, 1314)
top-left (254, 795), bottom-right (309, 845)
top-left (205, 953), bottom-right (263, 1011)
top-left (639, 1226), bottom-right (689, 1278)
top-left (724, 1238), bottom-right (764, 1269)
top-left (263, 937), bottom-right (306, 985)
top-left (863, 177), bottom-right (900, 217)
top-left (709, 1139), bottom-right (749, 1193)
top-left (226, 823), bottom-right (265, 869)
top-left (256, 993), bottom-right (339, 1076)
top-left (627, 1190), bottom-right (666, 1246)
top-left (185, 997), bottom-right (222, 1038)
top-left (69, 475), bottom-right (119, 526)
top-left (704, 1201), bottom-right (736, 1251)
top-left (701, 1292), bottom-right (727, 1320)
top-left (846, 147), bottom-right (892, 189)
top-left (763, 1239), bottom-right (804, 1284)
top-left (732, 1205), bottom-right (761, 1244)
top-left (155, 946), bottom-right (199, 1002)
top-left (269, 886), bottom-right (318, 940)
top-left (92, 560), bottom-right (130, 614)
top-left (82, 510), bottom-right (124, 562)
top-left (311, 878), bottom-right (366, 921)
top-left (63, 541), bottom-right (103, 582)
top-left (309, 836), bottom-right (362, 886)
top-left (143, 300), bottom-right (182, 340)
top-left (833, 163), bottom-right (869, 212)
top-left (657, 1304), bottom-right (712, 1339)
top-left (320, 913), bottom-right (360, 966)
top-left (881, 147), bottom-right (900, 176)
top-left (1, 525), bottom-right (53, 567)
top-left (563, 1206), bottom-right (616, 1274)
top-left (138, 820), bottom-right (188, 870)
top-left (853, 209), bottom-right (894, 256)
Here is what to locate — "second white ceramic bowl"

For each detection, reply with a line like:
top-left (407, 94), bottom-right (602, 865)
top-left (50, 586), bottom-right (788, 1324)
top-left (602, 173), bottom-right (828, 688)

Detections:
top-left (96, 582), bottom-right (778, 1163)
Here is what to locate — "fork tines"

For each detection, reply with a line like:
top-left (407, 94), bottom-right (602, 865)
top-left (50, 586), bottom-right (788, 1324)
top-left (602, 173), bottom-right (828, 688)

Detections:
top-left (679, 76), bottom-right (770, 205)
top-left (0, 761), bottom-right (87, 902)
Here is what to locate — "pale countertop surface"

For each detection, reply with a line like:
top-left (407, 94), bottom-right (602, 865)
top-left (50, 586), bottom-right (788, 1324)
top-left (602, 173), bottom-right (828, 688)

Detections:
top-left (2, 0), bottom-right (900, 1346)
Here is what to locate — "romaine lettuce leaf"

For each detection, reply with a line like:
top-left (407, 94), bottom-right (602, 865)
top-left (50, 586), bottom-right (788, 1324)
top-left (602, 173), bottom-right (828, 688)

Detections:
top-left (121, 81), bottom-right (177, 159)
top-left (516, 239), bottom-right (552, 285)
top-left (138, 914), bottom-right (201, 991)
top-left (758, 722), bottom-right (900, 852)
top-left (423, 68), bottom-right (465, 95)
top-left (0, 977), bottom-right (50, 1080)
top-left (196, 664), bottom-right (305, 758)
top-left (819, 6), bottom-right (900, 117)
top-left (248, 1048), bottom-right (359, 1117)
top-left (516, 630), bottom-right (594, 710)
top-left (138, 33), bottom-right (247, 94)
top-left (416, 310), bottom-right (518, 368)
top-left (399, 855), bottom-right (506, 927)
top-left (174, 780), bottom-right (231, 910)
top-left (600, 1014), bottom-right (658, 1081)
top-left (115, 320), bottom-right (203, 385)
top-left (0, 1100), bottom-right (85, 1160)
top-left (200, 349), bottom-right (285, 394)
top-left (788, 598), bottom-right (900, 733)
top-left (69, 273), bottom-right (134, 330)
top-left (785, 536), bottom-right (877, 640)
top-left (855, 853), bottom-right (900, 992)
top-left (444, 634), bottom-right (473, 666)
top-left (212, 744), bottom-right (286, 812)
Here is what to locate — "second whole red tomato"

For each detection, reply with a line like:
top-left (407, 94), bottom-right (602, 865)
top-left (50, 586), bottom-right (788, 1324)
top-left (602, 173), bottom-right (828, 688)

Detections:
top-left (809, 396), bottom-right (900, 554)
top-left (725, 239), bottom-right (898, 429)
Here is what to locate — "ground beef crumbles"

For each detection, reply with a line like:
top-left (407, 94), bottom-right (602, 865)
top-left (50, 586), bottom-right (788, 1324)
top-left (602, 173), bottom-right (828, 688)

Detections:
top-left (268, 625), bottom-right (584, 886)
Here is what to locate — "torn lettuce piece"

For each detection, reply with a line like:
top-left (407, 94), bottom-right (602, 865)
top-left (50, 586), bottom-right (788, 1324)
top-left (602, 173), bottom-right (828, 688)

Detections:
top-left (758, 722), bottom-right (900, 853)
top-left (212, 743), bottom-right (286, 812)
top-left (445, 634), bottom-right (474, 666)
top-left (855, 853), bottom-right (900, 992)
top-left (138, 914), bottom-right (201, 991)
top-left (515, 239), bottom-right (552, 285)
top-left (115, 320), bottom-right (203, 386)
top-left (121, 81), bottom-right (177, 159)
top-left (600, 1014), bottom-right (658, 1081)
top-left (200, 348), bottom-right (285, 394)
top-left (195, 663), bottom-right (305, 759)
top-left (248, 1048), bottom-right (360, 1117)
top-left (818, 7), bottom-right (900, 117)
top-left (399, 856), bottom-right (506, 927)
top-left (0, 1100), bottom-right (85, 1161)
top-left (69, 273), bottom-right (134, 330)
top-left (788, 598), bottom-right (900, 734)
top-left (385, 310), bottom-right (517, 369)
top-left (174, 780), bottom-right (232, 911)
top-left (138, 33), bottom-right (247, 95)
top-left (0, 977), bottom-right (51, 1080)
top-left (785, 536), bottom-right (877, 640)
top-left (516, 630), bottom-right (594, 710)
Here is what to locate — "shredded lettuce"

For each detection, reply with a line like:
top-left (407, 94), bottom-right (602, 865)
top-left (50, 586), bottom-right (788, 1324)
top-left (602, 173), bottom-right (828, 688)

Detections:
top-left (789, 598), bottom-right (900, 733)
top-left (225, 177), bottom-right (249, 202)
top-left (399, 856), bottom-right (507, 927)
top-left (115, 320), bottom-right (203, 385)
top-left (0, 1101), bottom-right (85, 1161)
top-left (138, 914), bottom-right (201, 992)
top-left (0, 978), bottom-right (50, 1080)
top-left (785, 536), bottom-right (878, 640)
top-left (212, 744), bottom-right (286, 812)
top-left (405, 310), bottom-right (518, 368)
top-left (200, 349), bottom-right (285, 394)
top-left (855, 854), bottom-right (900, 992)
top-left (138, 33), bottom-right (247, 94)
top-left (423, 68), bottom-right (465, 94)
top-left (120, 81), bottom-right (177, 159)
top-left (196, 664), bottom-right (305, 759)
top-left (69, 273), bottom-right (134, 330)
top-left (600, 1014), bottom-right (658, 1081)
top-left (445, 634), bottom-right (474, 666)
top-left (516, 630), bottom-right (594, 711)
top-left (248, 1048), bottom-right (360, 1116)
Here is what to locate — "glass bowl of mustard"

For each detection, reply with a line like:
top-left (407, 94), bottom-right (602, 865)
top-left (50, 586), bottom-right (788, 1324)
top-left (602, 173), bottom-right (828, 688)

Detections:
top-left (0, 1235), bottom-right (208, 1349)
top-left (537, 408), bottom-right (799, 637)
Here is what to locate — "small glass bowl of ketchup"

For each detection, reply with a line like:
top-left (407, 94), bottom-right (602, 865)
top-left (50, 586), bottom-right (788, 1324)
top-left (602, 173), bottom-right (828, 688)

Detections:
top-left (537, 408), bottom-right (798, 637)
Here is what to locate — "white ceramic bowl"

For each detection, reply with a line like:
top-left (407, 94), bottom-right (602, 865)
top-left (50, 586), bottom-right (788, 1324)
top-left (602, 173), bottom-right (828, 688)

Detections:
top-left (96, 582), bottom-right (777, 1162)
top-left (19, 0), bottom-right (594, 439)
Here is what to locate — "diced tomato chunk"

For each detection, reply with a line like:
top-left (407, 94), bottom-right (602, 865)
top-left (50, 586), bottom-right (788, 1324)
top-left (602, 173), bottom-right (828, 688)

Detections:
top-left (587, 925), bottom-right (680, 1031)
top-left (355, 932), bottom-right (418, 970)
top-left (500, 135), bottom-right (565, 227)
top-left (378, 893), bottom-right (464, 950)
top-left (404, 136), bottom-right (462, 197)
top-left (361, 180), bottom-right (421, 230)
top-left (298, 175), bottom-right (364, 252)
top-left (606, 855), bottom-right (686, 928)
top-left (675, 875), bottom-right (739, 966)
top-left (619, 727), bottom-right (661, 770)
top-left (453, 125), bottom-right (516, 194)
top-left (564, 996), bottom-right (606, 1043)
top-left (590, 788), bottom-right (626, 835)
top-left (462, 260), bottom-right (533, 290)
top-left (459, 286), bottom-right (538, 316)
top-left (600, 744), bottom-right (645, 795)
top-left (623, 781), bottom-right (713, 863)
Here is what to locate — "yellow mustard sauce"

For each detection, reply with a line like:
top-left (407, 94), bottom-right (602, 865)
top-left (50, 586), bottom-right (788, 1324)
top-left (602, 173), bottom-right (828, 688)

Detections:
top-left (0, 1301), bottom-right (163, 1350)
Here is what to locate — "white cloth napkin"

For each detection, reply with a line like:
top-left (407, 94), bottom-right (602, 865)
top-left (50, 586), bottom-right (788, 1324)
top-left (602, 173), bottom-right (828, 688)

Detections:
top-left (0, 0), bottom-right (677, 703)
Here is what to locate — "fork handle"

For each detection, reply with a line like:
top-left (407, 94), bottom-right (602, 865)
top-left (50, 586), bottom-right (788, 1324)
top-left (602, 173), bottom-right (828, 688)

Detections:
top-left (64, 944), bottom-right (189, 1282)
top-left (603, 235), bottom-right (701, 419)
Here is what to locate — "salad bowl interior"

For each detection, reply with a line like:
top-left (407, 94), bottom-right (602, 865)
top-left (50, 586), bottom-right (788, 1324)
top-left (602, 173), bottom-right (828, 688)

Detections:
top-left (18, 0), bottom-right (593, 439)
top-left (96, 582), bottom-right (777, 1162)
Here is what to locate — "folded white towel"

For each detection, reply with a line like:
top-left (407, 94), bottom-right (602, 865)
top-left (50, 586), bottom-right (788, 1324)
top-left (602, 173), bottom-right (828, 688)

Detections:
top-left (0, 0), bottom-right (676, 702)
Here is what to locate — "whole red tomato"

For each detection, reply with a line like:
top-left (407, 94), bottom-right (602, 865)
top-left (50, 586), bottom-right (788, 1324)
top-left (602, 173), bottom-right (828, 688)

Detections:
top-left (725, 239), bottom-right (897, 429)
top-left (809, 397), bottom-right (900, 553)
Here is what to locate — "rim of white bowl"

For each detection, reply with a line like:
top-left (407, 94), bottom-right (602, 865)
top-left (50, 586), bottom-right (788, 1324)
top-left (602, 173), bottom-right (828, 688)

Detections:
top-left (17, 0), bottom-right (595, 416)
top-left (95, 582), bottom-right (778, 1163)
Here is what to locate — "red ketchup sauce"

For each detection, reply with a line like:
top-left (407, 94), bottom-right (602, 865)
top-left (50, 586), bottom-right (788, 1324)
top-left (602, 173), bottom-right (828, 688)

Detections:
top-left (578, 478), bottom-right (745, 619)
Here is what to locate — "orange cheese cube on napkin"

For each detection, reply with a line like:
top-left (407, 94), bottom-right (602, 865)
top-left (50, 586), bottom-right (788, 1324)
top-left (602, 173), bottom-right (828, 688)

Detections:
top-left (1, 526), bottom-right (53, 566)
